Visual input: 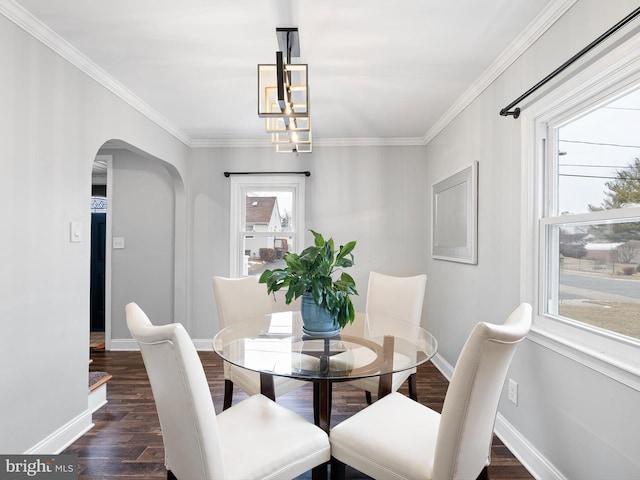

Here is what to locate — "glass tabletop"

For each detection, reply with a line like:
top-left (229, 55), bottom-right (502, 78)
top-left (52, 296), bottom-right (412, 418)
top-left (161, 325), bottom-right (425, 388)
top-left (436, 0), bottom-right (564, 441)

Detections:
top-left (213, 311), bottom-right (438, 381)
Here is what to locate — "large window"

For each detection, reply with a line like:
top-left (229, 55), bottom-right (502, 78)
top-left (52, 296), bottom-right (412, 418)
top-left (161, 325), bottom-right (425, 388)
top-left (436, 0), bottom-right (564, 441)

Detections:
top-left (229, 175), bottom-right (305, 277)
top-left (521, 30), bottom-right (640, 387)
top-left (541, 87), bottom-right (640, 343)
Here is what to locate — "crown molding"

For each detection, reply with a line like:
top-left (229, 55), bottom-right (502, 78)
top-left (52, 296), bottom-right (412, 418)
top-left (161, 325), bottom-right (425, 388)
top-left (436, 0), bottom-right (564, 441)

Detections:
top-left (422, 0), bottom-right (578, 145)
top-left (192, 0), bottom-right (577, 149)
top-left (189, 136), bottom-right (426, 148)
top-left (315, 137), bottom-right (425, 147)
top-left (0, 0), bottom-right (191, 146)
top-left (190, 137), bottom-right (272, 148)
top-left (2, 0), bottom-right (576, 150)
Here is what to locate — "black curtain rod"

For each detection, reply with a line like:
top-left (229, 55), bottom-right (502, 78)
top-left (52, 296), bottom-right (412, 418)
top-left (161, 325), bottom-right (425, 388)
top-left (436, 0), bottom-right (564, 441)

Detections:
top-left (224, 171), bottom-right (311, 177)
top-left (500, 6), bottom-right (640, 119)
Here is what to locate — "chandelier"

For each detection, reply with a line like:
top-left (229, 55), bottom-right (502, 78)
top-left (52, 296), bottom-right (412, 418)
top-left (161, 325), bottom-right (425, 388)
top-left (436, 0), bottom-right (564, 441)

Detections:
top-left (258, 28), bottom-right (312, 153)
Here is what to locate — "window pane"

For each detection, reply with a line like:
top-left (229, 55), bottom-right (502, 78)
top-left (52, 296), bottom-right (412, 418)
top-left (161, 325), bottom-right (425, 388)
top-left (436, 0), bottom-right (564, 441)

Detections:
top-left (243, 234), bottom-right (294, 277)
top-left (242, 190), bottom-right (296, 275)
top-left (548, 218), bottom-right (640, 340)
top-left (245, 191), bottom-right (294, 231)
top-left (231, 176), bottom-right (305, 278)
top-left (557, 88), bottom-right (640, 215)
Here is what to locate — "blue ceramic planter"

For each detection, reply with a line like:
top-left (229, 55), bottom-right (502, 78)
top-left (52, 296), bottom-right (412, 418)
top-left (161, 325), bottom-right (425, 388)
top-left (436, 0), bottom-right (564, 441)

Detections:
top-left (300, 292), bottom-right (340, 337)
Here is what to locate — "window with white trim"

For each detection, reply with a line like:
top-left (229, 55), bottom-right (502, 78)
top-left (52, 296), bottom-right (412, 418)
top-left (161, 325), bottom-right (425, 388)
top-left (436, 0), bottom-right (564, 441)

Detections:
top-left (540, 85), bottom-right (640, 342)
top-left (521, 32), bottom-right (640, 387)
top-left (229, 175), bottom-right (305, 277)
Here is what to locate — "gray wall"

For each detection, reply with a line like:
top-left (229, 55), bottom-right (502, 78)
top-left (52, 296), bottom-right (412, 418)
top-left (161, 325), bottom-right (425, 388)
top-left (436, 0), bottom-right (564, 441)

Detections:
top-left (187, 145), bottom-right (428, 338)
top-left (0, 14), bottom-right (187, 453)
top-left (424, 0), bottom-right (640, 477)
top-left (2, 0), bottom-right (639, 477)
top-left (109, 149), bottom-right (177, 338)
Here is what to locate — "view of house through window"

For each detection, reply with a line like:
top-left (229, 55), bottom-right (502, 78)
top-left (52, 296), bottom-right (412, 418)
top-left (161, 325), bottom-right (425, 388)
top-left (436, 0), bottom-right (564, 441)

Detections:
top-left (545, 87), bottom-right (640, 340)
top-left (243, 191), bottom-right (295, 276)
top-left (230, 175), bottom-right (305, 278)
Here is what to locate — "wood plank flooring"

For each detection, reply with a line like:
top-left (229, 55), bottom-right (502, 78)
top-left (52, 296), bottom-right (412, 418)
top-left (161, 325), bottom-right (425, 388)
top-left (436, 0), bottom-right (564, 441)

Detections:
top-left (66, 350), bottom-right (534, 479)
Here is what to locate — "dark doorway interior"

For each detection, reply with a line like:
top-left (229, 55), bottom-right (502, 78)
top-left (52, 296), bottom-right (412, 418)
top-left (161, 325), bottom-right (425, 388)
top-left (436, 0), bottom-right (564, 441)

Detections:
top-left (90, 183), bottom-right (107, 332)
top-left (90, 212), bottom-right (106, 331)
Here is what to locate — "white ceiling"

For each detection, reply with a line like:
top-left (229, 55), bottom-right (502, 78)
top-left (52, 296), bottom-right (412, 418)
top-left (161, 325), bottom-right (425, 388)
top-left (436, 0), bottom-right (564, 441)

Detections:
top-left (10, 0), bottom-right (563, 146)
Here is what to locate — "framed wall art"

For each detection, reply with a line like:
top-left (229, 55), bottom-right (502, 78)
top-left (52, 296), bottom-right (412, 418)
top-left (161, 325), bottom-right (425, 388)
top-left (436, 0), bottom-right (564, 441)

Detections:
top-left (431, 161), bottom-right (478, 264)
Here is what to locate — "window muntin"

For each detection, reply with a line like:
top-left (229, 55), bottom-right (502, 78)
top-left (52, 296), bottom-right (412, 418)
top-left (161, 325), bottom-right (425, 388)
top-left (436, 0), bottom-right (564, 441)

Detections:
top-left (543, 87), bottom-right (640, 343)
top-left (230, 176), bottom-right (305, 277)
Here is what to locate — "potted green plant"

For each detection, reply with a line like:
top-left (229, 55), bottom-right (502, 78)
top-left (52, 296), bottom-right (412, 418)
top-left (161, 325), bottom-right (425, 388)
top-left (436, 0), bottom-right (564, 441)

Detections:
top-left (259, 230), bottom-right (358, 337)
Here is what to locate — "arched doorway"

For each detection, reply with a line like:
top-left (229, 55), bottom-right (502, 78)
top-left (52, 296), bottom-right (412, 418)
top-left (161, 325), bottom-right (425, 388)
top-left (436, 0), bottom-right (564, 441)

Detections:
top-left (89, 139), bottom-right (187, 350)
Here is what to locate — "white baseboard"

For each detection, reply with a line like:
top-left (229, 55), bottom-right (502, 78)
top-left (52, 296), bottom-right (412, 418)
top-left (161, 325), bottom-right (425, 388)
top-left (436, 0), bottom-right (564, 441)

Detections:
top-left (429, 353), bottom-right (564, 480)
top-left (494, 414), bottom-right (567, 480)
top-left (430, 352), bottom-right (454, 380)
top-left (109, 339), bottom-right (139, 351)
top-left (110, 338), bottom-right (214, 351)
top-left (25, 410), bottom-right (93, 455)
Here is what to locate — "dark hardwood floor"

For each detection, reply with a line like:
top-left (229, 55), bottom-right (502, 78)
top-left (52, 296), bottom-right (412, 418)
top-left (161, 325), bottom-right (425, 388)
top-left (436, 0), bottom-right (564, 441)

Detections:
top-left (67, 349), bottom-right (534, 479)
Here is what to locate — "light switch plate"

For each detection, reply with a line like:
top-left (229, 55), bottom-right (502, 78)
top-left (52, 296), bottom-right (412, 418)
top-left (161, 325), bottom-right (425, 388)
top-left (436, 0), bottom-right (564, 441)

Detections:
top-left (70, 221), bottom-right (83, 242)
top-left (113, 237), bottom-right (125, 249)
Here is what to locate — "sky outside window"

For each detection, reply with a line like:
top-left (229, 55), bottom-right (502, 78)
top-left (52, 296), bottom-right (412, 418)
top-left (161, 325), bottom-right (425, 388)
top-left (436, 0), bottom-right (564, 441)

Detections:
top-left (558, 88), bottom-right (640, 214)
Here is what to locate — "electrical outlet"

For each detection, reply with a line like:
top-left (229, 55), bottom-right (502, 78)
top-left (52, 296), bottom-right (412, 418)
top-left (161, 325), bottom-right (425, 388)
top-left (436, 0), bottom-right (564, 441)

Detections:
top-left (508, 378), bottom-right (518, 405)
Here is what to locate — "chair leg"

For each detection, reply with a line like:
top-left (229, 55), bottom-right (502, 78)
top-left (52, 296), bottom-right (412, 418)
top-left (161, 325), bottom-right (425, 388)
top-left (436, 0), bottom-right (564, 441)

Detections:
top-left (365, 391), bottom-right (372, 405)
top-left (313, 382), bottom-right (319, 425)
top-left (330, 457), bottom-right (346, 480)
top-left (223, 379), bottom-right (233, 410)
top-left (408, 372), bottom-right (418, 401)
top-left (476, 466), bottom-right (489, 480)
top-left (167, 470), bottom-right (177, 480)
top-left (312, 463), bottom-right (328, 480)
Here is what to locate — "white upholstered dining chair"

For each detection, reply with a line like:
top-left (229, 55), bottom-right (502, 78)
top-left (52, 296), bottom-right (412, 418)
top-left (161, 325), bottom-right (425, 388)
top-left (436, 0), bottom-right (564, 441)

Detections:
top-left (345, 271), bottom-right (427, 404)
top-left (212, 275), bottom-right (306, 409)
top-left (330, 303), bottom-right (532, 480)
top-left (126, 302), bottom-right (330, 480)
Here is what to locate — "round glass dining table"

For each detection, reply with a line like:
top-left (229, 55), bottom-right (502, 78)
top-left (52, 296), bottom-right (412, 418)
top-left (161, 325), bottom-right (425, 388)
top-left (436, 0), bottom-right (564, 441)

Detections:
top-left (213, 310), bottom-right (438, 433)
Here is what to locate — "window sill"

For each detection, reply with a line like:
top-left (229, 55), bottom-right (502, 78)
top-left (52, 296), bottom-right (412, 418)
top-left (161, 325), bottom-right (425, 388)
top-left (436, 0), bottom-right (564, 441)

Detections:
top-left (529, 321), bottom-right (640, 392)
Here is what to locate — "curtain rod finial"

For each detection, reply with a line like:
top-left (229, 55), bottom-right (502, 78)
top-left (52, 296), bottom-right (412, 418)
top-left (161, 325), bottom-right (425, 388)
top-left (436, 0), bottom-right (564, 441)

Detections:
top-left (500, 107), bottom-right (521, 119)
